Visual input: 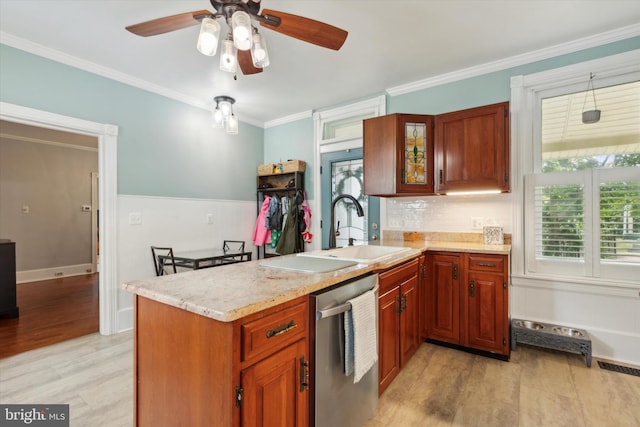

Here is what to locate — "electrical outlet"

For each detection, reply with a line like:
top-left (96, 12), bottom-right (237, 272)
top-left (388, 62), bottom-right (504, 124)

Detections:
top-left (472, 217), bottom-right (484, 229)
top-left (129, 212), bottom-right (142, 225)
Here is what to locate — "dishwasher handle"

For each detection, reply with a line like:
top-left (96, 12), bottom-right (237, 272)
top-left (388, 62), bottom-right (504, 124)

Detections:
top-left (316, 284), bottom-right (379, 320)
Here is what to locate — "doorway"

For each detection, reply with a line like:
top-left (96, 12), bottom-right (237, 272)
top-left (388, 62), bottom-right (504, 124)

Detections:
top-left (321, 148), bottom-right (380, 249)
top-left (0, 101), bottom-right (118, 336)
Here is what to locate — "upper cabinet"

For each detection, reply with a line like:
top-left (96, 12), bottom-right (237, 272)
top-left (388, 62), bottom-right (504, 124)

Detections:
top-left (434, 102), bottom-right (510, 194)
top-left (363, 102), bottom-right (510, 197)
top-left (363, 114), bottom-right (435, 196)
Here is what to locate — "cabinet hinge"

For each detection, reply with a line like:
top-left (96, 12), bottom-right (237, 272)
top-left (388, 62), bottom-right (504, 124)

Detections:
top-left (504, 173), bottom-right (509, 184)
top-left (439, 169), bottom-right (443, 185)
top-left (503, 281), bottom-right (507, 289)
top-left (504, 107), bottom-right (508, 118)
top-left (503, 338), bottom-right (507, 346)
top-left (299, 356), bottom-right (310, 392)
top-left (235, 385), bottom-right (243, 407)
top-left (453, 264), bottom-right (458, 280)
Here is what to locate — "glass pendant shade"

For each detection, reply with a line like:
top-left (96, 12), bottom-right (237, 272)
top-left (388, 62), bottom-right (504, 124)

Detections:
top-left (226, 114), bottom-right (239, 134)
top-left (250, 32), bottom-right (270, 68)
top-left (196, 18), bottom-right (221, 56)
top-left (212, 107), bottom-right (223, 127)
top-left (219, 100), bottom-right (232, 117)
top-left (231, 11), bottom-right (252, 51)
top-left (219, 39), bottom-right (237, 73)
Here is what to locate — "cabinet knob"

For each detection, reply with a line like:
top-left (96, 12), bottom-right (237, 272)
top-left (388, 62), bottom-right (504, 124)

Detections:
top-left (469, 280), bottom-right (475, 297)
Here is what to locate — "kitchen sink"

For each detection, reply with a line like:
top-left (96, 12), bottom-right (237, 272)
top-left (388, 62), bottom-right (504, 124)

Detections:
top-left (298, 245), bottom-right (414, 264)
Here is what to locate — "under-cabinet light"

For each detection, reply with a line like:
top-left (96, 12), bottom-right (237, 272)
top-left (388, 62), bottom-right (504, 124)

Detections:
top-left (444, 190), bottom-right (502, 196)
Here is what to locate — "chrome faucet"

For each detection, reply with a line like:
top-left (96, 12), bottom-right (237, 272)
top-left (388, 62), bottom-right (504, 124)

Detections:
top-left (329, 194), bottom-right (364, 249)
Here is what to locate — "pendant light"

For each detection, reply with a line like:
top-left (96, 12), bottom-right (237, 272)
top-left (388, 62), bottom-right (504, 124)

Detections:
top-left (582, 73), bottom-right (601, 124)
top-left (212, 96), bottom-right (238, 134)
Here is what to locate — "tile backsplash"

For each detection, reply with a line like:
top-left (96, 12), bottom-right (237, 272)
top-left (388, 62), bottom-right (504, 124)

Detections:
top-left (384, 193), bottom-right (513, 232)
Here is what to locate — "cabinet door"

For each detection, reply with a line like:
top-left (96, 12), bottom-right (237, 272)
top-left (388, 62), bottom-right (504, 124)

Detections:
top-left (396, 114), bottom-right (434, 194)
top-left (399, 275), bottom-right (420, 367)
top-left (426, 253), bottom-right (461, 344)
top-left (466, 271), bottom-right (508, 355)
top-left (434, 102), bottom-right (509, 194)
top-left (378, 286), bottom-right (400, 395)
top-left (363, 114), bottom-right (434, 196)
top-left (241, 339), bottom-right (308, 427)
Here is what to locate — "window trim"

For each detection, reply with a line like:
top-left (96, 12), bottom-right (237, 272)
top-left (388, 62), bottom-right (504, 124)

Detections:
top-left (510, 49), bottom-right (640, 287)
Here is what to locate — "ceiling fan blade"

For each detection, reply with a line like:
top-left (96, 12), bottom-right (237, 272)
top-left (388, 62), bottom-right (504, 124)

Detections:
top-left (259, 9), bottom-right (348, 51)
top-left (238, 50), bottom-right (263, 75)
top-left (126, 10), bottom-right (212, 37)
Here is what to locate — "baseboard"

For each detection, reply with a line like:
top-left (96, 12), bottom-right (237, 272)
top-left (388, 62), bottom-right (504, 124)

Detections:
top-left (16, 263), bottom-right (94, 283)
top-left (117, 307), bottom-right (134, 333)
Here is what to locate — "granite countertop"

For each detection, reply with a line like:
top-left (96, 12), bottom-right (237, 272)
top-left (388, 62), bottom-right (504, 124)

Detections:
top-left (123, 236), bottom-right (510, 323)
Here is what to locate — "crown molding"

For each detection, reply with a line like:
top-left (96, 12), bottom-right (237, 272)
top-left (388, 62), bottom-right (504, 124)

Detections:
top-left (264, 110), bottom-right (312, 128)
top-left (387, 23), bottom-right (640, 97)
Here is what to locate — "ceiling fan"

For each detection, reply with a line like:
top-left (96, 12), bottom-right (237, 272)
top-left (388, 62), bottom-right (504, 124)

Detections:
top-left (126, 0), bottom-right (348, 75)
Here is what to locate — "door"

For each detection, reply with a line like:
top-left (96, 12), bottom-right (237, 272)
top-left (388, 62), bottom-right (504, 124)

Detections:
top-left (467, 271), bottom-right (506, 353)
top-left (321, 149), bottom-right (380, 249)
top-left (241, 339), bottom-right (308, 427)
top-left (377, 286), bottom-right (400, 395)
top-left (427, 253), bottom-right (461, 344)
top-left (399, 276), bottom-right (420, 367)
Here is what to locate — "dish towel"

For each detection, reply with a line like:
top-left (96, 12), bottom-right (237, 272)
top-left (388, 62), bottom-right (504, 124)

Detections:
top-left (344, 288), bottom-right (378, 383)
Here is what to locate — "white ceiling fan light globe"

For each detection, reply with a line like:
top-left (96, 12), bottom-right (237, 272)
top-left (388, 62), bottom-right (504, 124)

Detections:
top-left (231, 11), bottom-right (252, 51)
top-left (196, 18), bottom-right (221, 56)
top-left (250, 32), bottom-right (270, 68)
top-left (219, 39), bottom-right (238, 73)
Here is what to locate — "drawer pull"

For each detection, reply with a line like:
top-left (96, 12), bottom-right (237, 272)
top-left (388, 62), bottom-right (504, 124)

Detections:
top-left (476, 262), bottom-right (496, 267)
top-left (266, 320), bottom-right (297, 338)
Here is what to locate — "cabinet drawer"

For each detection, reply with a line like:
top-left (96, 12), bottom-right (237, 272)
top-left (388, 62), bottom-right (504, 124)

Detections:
top-left (467, 254), bottom-right (505, 273)
top-left (379, 258), bottom-right (419, 294)
top-left (241, 300), bottom-right (308, 362)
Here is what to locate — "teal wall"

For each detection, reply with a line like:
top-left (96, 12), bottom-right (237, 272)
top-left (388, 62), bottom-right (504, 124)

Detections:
top-left (0, 44), bottom-right (264, 201)
top-left (263, 117), bottom-right (315, 199)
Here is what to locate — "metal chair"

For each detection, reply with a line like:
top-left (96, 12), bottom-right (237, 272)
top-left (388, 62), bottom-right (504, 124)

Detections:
top-left (151, 246), bottom-right (178, 276)
top-left (222, 240), bottom-right (251, 264)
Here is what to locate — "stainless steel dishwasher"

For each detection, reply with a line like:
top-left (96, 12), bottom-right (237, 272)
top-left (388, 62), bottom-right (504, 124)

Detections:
top-left (310, 273), bottom-right (378, 427)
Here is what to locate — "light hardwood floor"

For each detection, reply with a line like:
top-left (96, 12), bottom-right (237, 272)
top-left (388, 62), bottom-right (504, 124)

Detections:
top-left (1, 332), bottom-right (639, 426)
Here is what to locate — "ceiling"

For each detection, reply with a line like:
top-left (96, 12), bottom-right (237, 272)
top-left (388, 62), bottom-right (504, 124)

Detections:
top-left (1, 1), bottom-right (639, 126)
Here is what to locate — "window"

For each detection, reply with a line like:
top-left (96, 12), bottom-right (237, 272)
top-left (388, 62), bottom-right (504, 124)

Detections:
top-left (525, 79), bottom-right (640, 282)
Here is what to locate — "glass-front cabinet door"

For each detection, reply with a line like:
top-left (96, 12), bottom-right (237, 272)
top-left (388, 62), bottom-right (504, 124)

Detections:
top-left (396, 114), bottom-right (434, 194)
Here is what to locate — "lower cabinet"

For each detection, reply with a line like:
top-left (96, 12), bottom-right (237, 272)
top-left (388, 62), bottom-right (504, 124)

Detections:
top-left (134, 295), bottom-right (309, 427)
top-left (378, 258), bottom-right (420, 395)
top-left (426, 251), bottom-right (509, 357)
top-left (241, 339), bottom-right (308, 427)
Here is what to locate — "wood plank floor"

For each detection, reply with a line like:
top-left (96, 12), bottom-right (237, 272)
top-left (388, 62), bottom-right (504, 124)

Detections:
top-left (1, 334), bottom-right (638, 427)
top-left (0, 273), bottom-right (99, 359)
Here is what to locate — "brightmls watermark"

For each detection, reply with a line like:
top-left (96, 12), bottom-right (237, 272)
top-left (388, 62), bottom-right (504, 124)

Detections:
top-left (1, 405), bottom-right (69, 426)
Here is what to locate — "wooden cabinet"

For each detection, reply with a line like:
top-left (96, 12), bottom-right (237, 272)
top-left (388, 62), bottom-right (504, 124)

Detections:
top-left (434, 102), bottom-right (510, 194)
top-left (466, 254), bottom-right (508, 354)
top-left (134, 295), bottom-right (309, 427)
top-left (377, 258), bottom-right (420, 395)
top-left (418, 254), bottom-right (428, 340)
top-left (363, 114), bottom-right (434, 196)
top-left (426, 253), bottom-right (461, 344)
top-left (426, 252), bottom-right (509, 357)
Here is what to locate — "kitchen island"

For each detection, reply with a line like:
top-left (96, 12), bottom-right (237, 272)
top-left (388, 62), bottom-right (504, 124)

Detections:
top-left (123, 237), bottom-right (510, 426)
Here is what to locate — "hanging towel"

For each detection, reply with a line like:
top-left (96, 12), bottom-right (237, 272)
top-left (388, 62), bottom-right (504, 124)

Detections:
top-left (344, 288), bottom-right (378, 383)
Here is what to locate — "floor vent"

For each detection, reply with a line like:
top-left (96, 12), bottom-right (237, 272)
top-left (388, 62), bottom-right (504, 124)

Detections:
top-left (597, 361), bottom-right (640, 377)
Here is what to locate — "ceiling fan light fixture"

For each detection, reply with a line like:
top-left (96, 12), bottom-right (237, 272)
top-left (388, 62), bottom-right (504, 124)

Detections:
top-left (219, 38), bottom-right (238, 73)
top-left (196, 17), bottom-right (221, 56)
top-left (226, 114), bottom-right (239, 134)
top-left (231, 11), bottom-right (252, 51)
top-left (250, 32), bottom-right (270, 68)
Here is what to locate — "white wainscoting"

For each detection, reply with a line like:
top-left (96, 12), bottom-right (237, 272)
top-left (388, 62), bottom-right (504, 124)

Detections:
top-left (511, 278), bottom-right (640, 365)
top-left (116, 194), bottom-right (257, 332)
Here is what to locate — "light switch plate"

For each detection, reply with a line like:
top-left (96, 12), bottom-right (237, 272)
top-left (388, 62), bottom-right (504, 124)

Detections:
top-left (129, 212), bottom-right (142, 225)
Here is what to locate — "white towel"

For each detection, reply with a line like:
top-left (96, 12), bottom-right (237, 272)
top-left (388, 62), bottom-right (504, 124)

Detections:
top-left (343, 288), bottom-right (378, 383)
